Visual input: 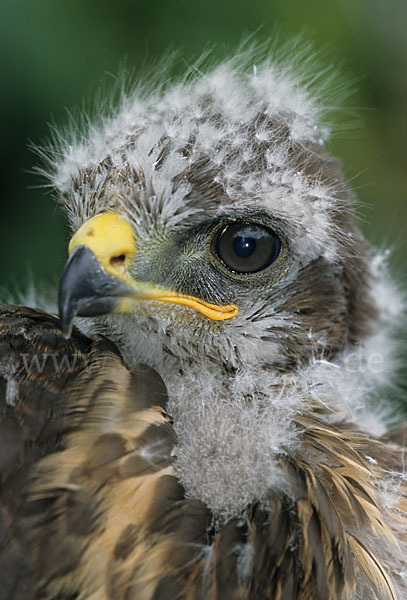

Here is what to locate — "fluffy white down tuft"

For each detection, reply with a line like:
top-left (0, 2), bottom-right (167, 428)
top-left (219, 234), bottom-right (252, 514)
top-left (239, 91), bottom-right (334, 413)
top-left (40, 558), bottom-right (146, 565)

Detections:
top-left (48, 44), bottom-right (332, 193)
top-left (166, 367), bottom-right (301, 518)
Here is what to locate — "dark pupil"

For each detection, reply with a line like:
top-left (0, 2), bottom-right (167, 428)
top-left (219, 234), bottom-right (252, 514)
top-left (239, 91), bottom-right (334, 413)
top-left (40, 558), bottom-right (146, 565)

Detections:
top-left (233, 235), bottom-right (256, 258)
top-left (215, 222), bottom-right (281, 274)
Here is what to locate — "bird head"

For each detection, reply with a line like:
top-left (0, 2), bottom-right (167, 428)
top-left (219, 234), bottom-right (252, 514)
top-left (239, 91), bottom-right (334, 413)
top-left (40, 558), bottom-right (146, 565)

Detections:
top-left (56, 51), bottom-right (376, 376)
top-left (51, 49), bottom-right (404, 520)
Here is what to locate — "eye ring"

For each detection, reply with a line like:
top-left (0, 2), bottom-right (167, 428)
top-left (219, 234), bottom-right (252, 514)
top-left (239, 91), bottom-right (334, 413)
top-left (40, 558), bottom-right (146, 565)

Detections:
top-left (213, 222), bottom-right (281, 274)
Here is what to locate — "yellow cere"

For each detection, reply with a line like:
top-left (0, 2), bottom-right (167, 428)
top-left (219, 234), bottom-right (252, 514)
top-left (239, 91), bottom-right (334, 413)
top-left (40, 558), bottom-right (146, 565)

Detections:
top-left (68, 212), bottom-right (136, 280)
top-left (68, 212), bottom-right (238, 321)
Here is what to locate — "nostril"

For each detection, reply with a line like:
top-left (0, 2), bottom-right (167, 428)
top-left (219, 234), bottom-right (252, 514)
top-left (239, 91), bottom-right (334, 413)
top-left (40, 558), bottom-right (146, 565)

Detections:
top-left (110, 254), bottom-right (126, 274)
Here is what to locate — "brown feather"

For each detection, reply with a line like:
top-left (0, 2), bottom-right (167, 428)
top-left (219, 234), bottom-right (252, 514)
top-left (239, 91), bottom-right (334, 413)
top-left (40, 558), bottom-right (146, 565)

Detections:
top-left (0, 305), bottom-right (94, 599)
top-left (347, 535), bottom-right (397, 600)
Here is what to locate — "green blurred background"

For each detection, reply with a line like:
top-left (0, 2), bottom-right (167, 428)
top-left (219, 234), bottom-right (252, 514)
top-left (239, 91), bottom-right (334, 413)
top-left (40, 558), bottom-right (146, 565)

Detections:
top-left (0, 0), bottom-right (406, 293)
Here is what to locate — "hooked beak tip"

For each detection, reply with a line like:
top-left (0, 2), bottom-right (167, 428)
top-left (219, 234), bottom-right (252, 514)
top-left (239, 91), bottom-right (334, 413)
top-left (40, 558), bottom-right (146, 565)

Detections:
top-left (58, 245), bottom-right (133, 336)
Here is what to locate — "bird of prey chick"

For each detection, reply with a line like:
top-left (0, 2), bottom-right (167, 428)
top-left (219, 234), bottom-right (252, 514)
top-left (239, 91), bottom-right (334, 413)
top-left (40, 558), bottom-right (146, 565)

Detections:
top-left (1, 46), bottom-right (406, 600)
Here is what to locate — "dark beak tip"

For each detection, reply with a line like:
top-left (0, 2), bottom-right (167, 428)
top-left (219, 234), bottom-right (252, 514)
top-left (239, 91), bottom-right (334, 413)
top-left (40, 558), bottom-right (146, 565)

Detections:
top-left (58, 245), bottom-right (133, 335)
top-left (59, 311), bottom-right (74, 338)
top-left (58, 246), bottom-right (95, 336)
top-left (61, 327), bottom-right (73, 340)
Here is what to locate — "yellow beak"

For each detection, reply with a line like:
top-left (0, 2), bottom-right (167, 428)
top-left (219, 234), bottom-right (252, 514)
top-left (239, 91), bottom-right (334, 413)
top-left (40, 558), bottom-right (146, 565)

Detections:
top-left (59, 212), bottom-right (238, 336)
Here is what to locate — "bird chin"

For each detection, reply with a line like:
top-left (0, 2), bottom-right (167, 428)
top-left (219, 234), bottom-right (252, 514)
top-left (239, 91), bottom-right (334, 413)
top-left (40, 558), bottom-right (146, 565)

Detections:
top-left (74, 301), bottom-right (292, 380)
top-left (71, 306), bottom-right (207, 372)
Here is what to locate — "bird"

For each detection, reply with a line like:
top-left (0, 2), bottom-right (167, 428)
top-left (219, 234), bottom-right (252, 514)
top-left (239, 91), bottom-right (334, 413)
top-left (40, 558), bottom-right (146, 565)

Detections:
top-left (1, 45), bottom-right (406, 600)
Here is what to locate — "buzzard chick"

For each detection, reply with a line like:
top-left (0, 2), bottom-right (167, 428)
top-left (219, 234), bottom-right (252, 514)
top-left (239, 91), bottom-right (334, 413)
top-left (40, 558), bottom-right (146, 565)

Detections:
top-left (1, 47), bottom-right (406, 599)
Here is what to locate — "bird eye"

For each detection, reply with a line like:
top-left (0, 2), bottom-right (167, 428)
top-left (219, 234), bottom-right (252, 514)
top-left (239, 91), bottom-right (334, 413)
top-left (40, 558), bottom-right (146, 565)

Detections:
top-left (214, 223), bottom-right (281, 274)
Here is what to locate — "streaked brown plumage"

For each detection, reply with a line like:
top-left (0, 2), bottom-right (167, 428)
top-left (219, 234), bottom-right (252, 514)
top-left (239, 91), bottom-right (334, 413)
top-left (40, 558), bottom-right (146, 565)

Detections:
top-left (1, 306), bottom-right (405, 599)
